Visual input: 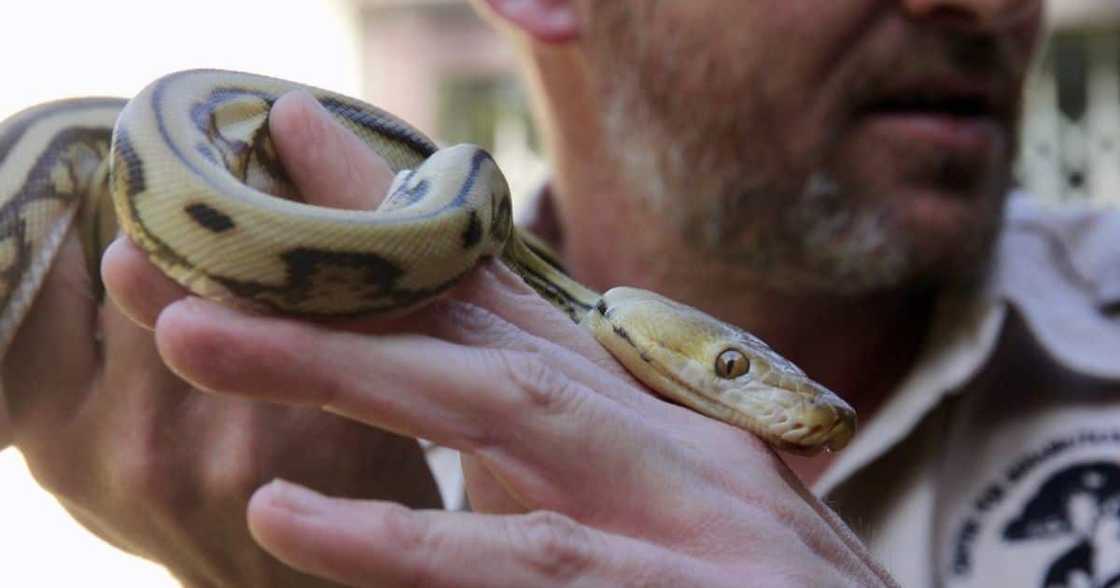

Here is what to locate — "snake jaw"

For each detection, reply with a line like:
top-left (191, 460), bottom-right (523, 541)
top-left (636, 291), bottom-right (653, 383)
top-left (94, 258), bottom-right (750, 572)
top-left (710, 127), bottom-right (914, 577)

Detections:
top-left (587, 287), bottom-right (857, 454)
top-left (774, 383), bottom-right (856, 454)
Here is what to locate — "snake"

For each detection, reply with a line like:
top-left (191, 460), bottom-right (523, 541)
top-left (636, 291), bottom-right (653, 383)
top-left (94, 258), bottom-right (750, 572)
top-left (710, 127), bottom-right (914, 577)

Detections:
top-left (0, 69), bottom-right (855, 454)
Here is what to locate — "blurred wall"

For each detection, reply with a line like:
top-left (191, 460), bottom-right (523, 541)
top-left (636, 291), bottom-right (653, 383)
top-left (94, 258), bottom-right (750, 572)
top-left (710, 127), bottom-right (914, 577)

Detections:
top-left (357, 1), bottom-right (546, 214)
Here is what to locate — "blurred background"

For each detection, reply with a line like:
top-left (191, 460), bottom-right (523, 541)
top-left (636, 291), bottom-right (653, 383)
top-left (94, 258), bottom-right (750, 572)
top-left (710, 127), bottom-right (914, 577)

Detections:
top-left (0, 0), bottom-right (1117, 584)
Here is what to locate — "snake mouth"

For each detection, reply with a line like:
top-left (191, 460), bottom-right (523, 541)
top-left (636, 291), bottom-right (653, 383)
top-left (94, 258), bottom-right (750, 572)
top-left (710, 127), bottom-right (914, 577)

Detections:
top-left (638, 349), bottom-right (856, 455)
top-left (747, 390), bottom-right (856, 455)
top-left (774, 407), bottom-right (856, 454)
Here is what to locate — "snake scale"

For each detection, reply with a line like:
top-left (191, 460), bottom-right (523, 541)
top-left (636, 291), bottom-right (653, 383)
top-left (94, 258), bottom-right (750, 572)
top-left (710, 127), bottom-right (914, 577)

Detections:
top-left (0, 69), bottom-right (855, 453)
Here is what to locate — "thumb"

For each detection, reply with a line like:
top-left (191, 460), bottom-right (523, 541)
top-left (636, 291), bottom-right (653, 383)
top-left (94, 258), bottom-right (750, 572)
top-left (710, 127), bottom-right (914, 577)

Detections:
top-left (269, 91), bottom-right (397, 211)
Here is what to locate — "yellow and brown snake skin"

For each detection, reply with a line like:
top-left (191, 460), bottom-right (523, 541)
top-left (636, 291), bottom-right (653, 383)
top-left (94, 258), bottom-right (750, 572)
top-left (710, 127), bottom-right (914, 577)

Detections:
top-left (0, 70), bottom-right (855, 454)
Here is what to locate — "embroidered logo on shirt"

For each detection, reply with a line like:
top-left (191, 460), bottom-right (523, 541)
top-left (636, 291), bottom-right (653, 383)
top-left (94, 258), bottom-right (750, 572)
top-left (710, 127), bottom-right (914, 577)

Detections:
top-left (948, 430), bottom-right (1120, 588)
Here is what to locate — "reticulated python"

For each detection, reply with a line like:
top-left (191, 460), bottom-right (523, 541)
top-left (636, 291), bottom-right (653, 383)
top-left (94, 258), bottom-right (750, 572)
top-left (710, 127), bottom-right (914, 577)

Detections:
top-left (0, 70), bottom-right (854, 453)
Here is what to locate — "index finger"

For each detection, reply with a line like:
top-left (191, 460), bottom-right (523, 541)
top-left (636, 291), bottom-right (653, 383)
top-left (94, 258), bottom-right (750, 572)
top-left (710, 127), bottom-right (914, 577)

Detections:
top-left (151, 297), bottom-right (734, 525)
top-left (248, 480), bottom-right (692, 588)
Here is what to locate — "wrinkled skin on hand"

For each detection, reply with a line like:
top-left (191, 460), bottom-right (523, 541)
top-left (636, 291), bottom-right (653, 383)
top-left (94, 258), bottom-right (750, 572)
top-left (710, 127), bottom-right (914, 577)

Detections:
top-left (1, 93), bottom-right (441, 587)
top-left (139, 94), bottom-right (895, 587)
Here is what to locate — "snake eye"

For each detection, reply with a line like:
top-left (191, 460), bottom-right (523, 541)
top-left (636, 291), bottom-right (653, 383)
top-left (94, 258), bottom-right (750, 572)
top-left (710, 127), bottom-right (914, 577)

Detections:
top-left (715, 349), bottom-right (750, 379)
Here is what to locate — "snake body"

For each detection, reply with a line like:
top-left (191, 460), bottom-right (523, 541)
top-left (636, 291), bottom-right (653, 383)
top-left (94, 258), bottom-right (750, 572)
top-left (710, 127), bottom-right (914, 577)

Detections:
top-left (0, 70), bottom-right (855, 453)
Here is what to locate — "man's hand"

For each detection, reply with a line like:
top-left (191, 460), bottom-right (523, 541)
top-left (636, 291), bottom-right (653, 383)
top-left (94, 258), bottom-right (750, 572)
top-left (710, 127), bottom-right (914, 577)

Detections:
top-left (2, 93), bottom-right (441, 587)
top-left (143, 94), bottom-right (897, 587)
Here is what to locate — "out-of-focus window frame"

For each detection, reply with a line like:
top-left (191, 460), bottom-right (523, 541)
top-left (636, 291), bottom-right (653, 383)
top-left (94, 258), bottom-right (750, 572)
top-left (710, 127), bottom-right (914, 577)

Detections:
top-left (1018, 2), bottom-right (1120, 206)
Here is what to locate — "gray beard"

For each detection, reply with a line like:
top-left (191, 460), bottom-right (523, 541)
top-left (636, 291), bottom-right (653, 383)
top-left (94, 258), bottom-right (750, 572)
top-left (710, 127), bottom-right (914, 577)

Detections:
top-left (601, 94), bottom-right (925, 295)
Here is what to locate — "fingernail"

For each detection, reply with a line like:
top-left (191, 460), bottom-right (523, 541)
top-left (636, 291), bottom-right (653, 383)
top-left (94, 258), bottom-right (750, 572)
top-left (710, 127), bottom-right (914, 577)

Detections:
top-left (292, 91), bottom-right (333, 130)
top-left (262, 479), bottom-right (328, 515)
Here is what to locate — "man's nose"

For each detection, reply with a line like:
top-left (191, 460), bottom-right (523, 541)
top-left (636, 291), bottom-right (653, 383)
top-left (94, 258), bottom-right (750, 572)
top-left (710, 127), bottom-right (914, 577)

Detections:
top-left (900, 0), bottom-right (1042, 29)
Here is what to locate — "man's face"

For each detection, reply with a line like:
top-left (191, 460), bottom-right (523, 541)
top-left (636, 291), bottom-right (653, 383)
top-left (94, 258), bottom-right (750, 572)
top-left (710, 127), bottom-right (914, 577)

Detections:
top-left (582, 1), bottom-right (1042, 294)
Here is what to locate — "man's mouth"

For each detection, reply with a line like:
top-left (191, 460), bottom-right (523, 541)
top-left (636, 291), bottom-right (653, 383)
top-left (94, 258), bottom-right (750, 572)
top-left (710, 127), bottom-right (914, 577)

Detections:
top-left (855, 78), bottom-right (1009, 153)
top-left (869, 91), bottom-right (994, 119)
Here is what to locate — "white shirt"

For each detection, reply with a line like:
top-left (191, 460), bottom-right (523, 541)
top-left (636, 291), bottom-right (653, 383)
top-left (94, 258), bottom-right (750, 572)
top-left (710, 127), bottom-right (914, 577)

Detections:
top-left (819, 195), bottom-right (1120, 587)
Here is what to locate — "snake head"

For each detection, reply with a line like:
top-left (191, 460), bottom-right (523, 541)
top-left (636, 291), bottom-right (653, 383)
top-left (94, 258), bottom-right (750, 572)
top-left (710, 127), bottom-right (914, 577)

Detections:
top-left (583, 287), bottom-right (856, 454)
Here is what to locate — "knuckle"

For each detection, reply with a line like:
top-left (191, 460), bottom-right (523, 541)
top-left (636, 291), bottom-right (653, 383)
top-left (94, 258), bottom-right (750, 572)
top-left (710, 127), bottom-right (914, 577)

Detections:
top-left (182, 408), bottom-right (264, 506)
top-left (107, 448), bottom-right (180, 515)
top-left (438, 301), bottom-right (532, 351)
top-left (379, 502), bottom-right (431, 553)
top-left (379, 504), bottom-right (441, 588)
top-left (512, 511), bottom-right (595, 581)
top-left (20, 445), bottom-right (88, 499)
top-left (495, 350), bottom-right (579, 415)
top-left (442, 300), bottom-right (506, 336)
top-left (201, 443), bottom-right (262, 501)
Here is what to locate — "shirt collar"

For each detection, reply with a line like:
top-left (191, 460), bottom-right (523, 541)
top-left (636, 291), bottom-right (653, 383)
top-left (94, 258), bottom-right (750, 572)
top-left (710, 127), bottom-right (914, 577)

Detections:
top-left (817, 194), bottom-right (1120, 494)
top-left (990, 194), bottom-right (1120, 379)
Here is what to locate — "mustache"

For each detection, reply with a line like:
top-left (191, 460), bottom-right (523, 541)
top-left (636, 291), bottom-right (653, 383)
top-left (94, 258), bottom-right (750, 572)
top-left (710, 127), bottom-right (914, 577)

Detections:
top-left (839, 23), bottom-right (1034, 125)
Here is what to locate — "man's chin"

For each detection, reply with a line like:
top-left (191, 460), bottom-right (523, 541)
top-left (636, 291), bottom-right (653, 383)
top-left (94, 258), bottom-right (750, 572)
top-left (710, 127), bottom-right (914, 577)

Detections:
top-left (897, 184), bottom-right (999, 237)
top-left (754, 182), bottom-right (1007, 296)
top-left (834, 133), bottom-right (1012, 278)
top-left (875, 182), bottom-right (1006, 289)
top-left (836, 110), bottom-right (1014, 203)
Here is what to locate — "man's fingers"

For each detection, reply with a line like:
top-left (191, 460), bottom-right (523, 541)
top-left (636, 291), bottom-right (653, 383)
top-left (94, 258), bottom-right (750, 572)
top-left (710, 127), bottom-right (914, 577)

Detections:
top-left (270, 91), bottom-right (396, 210)
top-left (248, 480), bottom-right (674, 588)
top-left (153, 297), bottom-right (693, 518)
top-left (153, 297), bottom-right (615, 449)
top-left (102, 237), bottom-right (191, 329)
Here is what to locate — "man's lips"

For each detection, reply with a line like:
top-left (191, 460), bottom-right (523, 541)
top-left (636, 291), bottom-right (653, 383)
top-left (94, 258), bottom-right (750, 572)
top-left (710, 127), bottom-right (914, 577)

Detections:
top-left (855, 78), bottom-right (1009, 154)
top-left (860, 112), bottom-right (1004, 154)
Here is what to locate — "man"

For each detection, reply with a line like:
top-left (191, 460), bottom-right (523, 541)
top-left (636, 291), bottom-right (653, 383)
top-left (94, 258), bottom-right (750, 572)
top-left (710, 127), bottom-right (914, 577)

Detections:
top-left (5, 0), bottom-right (1118, 585)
